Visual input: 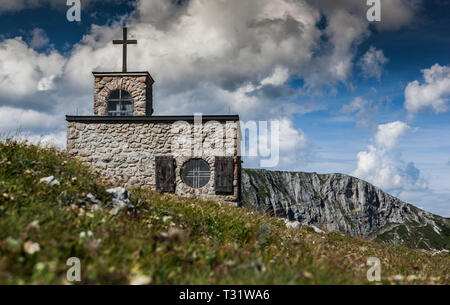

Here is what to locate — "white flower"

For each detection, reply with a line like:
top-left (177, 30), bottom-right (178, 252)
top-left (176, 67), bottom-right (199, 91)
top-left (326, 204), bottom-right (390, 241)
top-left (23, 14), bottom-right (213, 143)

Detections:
top-left (129, 275), bottom-right (151, 285)
top-left (39, 176), bottom-right (60, 186)
top-left (24, 241), bottom-right (41, 255)
top-left (79, 231), bottom-right (94, 239)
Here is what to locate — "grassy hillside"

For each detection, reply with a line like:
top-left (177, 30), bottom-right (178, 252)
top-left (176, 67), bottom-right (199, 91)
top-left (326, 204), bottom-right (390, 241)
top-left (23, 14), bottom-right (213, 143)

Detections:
top-left (0, 140), bottom-right (449, 284)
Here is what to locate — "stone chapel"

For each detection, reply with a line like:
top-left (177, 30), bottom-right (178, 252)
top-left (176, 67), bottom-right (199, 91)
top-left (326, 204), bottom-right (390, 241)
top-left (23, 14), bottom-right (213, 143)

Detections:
top-left (66, 28), bottom-right (241, 202)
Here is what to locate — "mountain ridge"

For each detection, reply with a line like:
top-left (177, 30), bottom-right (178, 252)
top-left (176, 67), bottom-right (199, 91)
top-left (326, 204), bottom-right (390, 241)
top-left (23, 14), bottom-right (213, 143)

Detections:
top-left (241, 168), bottom-right (450, 251)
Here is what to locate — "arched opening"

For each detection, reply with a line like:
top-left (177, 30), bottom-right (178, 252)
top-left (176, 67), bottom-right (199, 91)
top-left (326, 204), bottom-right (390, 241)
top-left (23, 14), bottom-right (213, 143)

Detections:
top-left (107, 89), bottom-right (133, 116)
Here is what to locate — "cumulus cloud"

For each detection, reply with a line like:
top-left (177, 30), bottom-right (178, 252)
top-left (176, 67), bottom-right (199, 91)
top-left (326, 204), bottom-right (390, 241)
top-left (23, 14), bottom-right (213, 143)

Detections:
top-left (63, 0), bottom-right (326, 118)
top-left (0, 106), bottom-right (61, 132)
top-left (1, 0), bottom-right (422, 111)
top-left (25, 131), bottom-right (66, 148)
top-left (260, 66), bottom-right (289, 87)
top-left (0, 37), bottom-right (65, 100)
top-left (303, 9), bottom-right (369, 91)
top-left (244, 117), bottom-right (311, 169)
top-left (37, 75), bottom-right (57, 91)
top-left (310, 0), bottom-right (422, 30)
top-left (358, 47), bottom-right (388, 81)
top-left (0, 0), bottom-right (65, 13)
top-left (30, 28), bottom-right (50, 49)
top-left (0, 0), bottom-right (118, 13)
top-left (0, 105), bottom-right (68, 148)
top-left (277, 117), bottom-right (310, 167)
top-left (374, 121), bottom-right (415, 150)
top-left (341, 96), bottom-right (380, 127)
top-left (63, 0), bottom-right (416, 105)
top-left (404, 64), bottom-right (450, 115)
top-left (0, 0), bottom-right (32, 13)
top-left (0, 0), bottom-right (422, 157)
top-left (353, 121), bottom-right (427, 192)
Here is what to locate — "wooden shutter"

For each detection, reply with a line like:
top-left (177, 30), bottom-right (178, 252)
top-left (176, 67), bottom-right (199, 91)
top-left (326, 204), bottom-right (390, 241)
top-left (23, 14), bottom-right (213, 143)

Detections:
top-left (215, 156), bottom-right (234, 194)
top-left (155, 156), bottom-right (176, 193)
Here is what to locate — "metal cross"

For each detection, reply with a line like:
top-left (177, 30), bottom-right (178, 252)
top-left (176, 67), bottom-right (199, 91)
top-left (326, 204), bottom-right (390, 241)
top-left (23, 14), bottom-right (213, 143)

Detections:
top-left (113, 27), bottom-right (137, 72)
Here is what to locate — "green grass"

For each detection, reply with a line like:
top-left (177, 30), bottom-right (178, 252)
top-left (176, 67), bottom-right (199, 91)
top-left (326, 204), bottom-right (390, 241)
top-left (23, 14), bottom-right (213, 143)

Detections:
top-left (0, 140), bottom-right (449, 284)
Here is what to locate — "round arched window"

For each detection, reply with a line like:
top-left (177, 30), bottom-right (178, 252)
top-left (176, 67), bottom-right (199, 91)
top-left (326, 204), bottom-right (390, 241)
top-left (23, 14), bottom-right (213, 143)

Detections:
top-left (181, 159), bottom-right (211, 188)
top-left (107, 89), bottom-right (133, 116)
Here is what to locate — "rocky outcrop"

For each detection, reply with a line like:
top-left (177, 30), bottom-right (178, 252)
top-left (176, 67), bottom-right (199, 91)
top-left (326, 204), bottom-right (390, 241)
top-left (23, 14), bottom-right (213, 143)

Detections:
top-left (241, 169), bottom-right (450, 250)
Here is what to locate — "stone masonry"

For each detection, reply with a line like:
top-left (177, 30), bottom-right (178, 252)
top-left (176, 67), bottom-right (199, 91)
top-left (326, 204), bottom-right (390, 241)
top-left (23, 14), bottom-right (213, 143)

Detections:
top-left (93, 72), bottom-right (154, 116)
top-left (67, 118), bottom-right (241, 202)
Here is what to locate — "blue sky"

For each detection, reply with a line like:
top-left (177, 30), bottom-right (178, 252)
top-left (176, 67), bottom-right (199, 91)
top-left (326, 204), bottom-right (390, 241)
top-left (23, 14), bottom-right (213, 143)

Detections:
top-left (0, 0), bottom-right (449, 216)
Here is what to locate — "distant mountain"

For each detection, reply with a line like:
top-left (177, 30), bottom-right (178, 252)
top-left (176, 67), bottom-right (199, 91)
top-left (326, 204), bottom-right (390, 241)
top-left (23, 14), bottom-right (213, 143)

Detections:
top-left (241, 169), bottom-right (450, 251)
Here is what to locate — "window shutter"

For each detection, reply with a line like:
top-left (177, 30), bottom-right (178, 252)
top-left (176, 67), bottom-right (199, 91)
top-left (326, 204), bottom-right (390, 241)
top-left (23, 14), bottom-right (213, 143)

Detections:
top-left (155, 156), bottom-right (176, 193)
top-left (215, 156), bottom-right (234, 194)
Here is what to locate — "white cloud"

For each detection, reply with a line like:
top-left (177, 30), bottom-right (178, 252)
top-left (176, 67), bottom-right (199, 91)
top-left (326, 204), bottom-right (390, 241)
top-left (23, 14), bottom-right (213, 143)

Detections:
top-left (0, 106), bottom-right (61, 131)
top-left (358, 47), bottom-right (388, 81)
top-left (30, 28), bottom-right (50, 49)
top-left (0, 0), bottom-right (63, 13)
top-left (0, 0), bottom-right (423, 165)
top-left (341, 96), bottom-right (378, 127)
top-left (37, 75), bottom-right (57, 91)
top-left (260, 66), bottom-right (289, 87)
top-left (3, 0), bottom-right (421, 31)
top-left (63, 0), bottom-right (397, 103)
top-left (25, 131), bottom-right (66, 148)
top-left (310, 0), bottom-right (422, 30)
top-left (353, 121), bottom-right (427, 192)
top-left (244, 117), bottom-right (311, 169)
top-left (303, 9), bottom-right (369, 91)
top-left (404, 64), bottom-right (450, 115)
top-left (0, 37), bottom-right (65, 99)
top-left (0, 0), bottom-right (117, 13)
top-left (374, 121), bottom-right (414, 150)
top-left (278, 118), bottom-right (310, 166)
top-left (0, 0), bottom-right (29, 12)
top-left (0, 0), bottom-right (421, 118)
top-left (62, 0), bottom-right (326, 119)
top-left (0, 106), bottom-right (66, 148)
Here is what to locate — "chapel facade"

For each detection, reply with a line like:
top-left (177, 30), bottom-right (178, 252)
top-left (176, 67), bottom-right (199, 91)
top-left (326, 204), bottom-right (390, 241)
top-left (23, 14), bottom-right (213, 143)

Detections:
top-left (66, 28), bottom-right (241, 202)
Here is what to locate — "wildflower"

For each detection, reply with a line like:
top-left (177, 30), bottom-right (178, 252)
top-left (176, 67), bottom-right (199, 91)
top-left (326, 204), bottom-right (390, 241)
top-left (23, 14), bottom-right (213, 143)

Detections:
top-left (129, 275), bottom-right (151, 285)
top-left (79, 231), bottom-right (94, 239)
top-left (24, 241), bottom-right (41, 255)
top-left (303, 271), bottom-right (313, 279)
top-left (39, 176), bottom-right (60, 187)
top-left (26, 220), bottom-right (40, 231)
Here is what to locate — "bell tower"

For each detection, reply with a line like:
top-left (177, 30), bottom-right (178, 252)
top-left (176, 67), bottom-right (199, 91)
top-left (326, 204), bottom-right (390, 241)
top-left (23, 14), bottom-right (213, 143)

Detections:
top-left (92, 28), bottom-right (154, 116)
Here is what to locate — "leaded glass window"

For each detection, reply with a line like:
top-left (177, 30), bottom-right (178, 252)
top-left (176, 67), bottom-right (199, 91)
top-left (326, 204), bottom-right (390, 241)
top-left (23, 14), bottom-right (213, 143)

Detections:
top-left (107, 89), bottom-right (133, 116)
top-left (181, 159), bottom-right (211, 189)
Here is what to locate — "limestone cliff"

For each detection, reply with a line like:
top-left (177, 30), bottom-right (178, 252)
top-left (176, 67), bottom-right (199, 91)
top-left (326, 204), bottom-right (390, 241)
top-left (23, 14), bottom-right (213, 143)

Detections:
top-left (241, 169), bottom-right (450, 250)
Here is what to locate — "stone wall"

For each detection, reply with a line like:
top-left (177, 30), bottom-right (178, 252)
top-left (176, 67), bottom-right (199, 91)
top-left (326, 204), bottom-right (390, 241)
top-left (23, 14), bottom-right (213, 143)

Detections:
top-left (93, 73), bottom-right (153, 116)
top-left (67, 120), bottom-right (240, 202)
